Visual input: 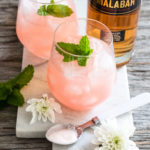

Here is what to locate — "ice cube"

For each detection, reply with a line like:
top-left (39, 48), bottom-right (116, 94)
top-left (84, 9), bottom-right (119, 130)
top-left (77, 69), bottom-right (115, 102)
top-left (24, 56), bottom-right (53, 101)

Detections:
top-left (80, 96), bottom-right (98, 105)
top-left (90, 37), bottom-right (103, 55)
top-left (65, 85), bottom-right (82, 96)
top-left (89, 97), bottom-right (98, 104)
top-left (61, 62), bottom-right (86, 80)
top-left (84, 85), bottom-right (90, 92)
top-left (22, 0), bottom-right (34, 12)
top-left (70, 99), bottom-right (78, 104)
top-left (88, 70), bottom-right (100, 86)
top-left (86, 97), bottom-right (98, 105)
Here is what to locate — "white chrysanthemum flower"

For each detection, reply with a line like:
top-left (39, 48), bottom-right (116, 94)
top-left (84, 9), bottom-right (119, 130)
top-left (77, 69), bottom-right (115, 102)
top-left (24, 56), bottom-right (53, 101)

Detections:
top-left (92, 119), bottom-right (139, 150)
top-left (26, 94), bottom-right (62, 124)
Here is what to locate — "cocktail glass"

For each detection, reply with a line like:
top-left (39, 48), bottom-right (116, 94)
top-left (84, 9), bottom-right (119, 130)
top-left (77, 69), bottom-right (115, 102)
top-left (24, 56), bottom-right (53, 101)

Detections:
top-left (47, 18), bottom-right (116, 111)
top-left (16, 0), bottom-right (76, 59)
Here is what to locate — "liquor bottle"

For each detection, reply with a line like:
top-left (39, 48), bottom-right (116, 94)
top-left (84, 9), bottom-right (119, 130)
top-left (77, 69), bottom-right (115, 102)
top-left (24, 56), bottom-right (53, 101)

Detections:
top-left (87, 0), bottom-right (141, 67)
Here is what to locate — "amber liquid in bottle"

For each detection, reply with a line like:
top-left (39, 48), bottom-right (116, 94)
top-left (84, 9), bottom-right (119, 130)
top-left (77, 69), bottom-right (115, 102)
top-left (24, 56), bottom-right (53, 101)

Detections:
top-left (87, 0), bottom-right (141, 67)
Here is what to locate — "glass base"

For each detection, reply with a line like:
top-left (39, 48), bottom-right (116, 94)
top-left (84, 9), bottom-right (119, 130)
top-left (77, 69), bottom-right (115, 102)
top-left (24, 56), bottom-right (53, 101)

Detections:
top-left (115, 49), bottom-right (134, 67)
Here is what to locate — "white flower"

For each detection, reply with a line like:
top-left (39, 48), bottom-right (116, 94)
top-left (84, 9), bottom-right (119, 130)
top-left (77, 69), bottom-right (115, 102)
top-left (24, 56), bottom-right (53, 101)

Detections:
top-left (26, 94), bottom-right (62, 124)
top-left (92, 119), bottom-right (139, 150)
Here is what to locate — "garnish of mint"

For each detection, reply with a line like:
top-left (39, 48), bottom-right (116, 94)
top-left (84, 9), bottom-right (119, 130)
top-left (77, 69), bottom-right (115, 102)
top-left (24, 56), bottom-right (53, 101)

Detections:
top-left (0, 65), bottom-right (34, 110)
top-left (56, 35), bottom-right (93, 67)
top-left (37, 0), bottom-right (73, 17)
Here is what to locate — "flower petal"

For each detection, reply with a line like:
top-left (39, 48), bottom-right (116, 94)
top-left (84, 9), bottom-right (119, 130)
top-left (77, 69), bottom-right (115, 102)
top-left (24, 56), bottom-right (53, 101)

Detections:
top-left (53, 103), bottom-right (62, 113)
top-left (94, 147), bottom-right (102, 150)
top-left (92, 118), bottom-right (138, 150)
top-left (38, 112), bottom-right (42, 121)
top-left (30, 111), bottom-right (37, 124)
top-left (92, 138), bottom-right (101, 145)
top-left (42, 94), bottom-right (48, 100)
top-left (42, 115), bottom-right (47, 122)
top-left (48, 109), bottom-right (55, 123)
top-left (26, 105), bottom-right (34, 112)
top-left (26, 94), bottom-right (62, 124)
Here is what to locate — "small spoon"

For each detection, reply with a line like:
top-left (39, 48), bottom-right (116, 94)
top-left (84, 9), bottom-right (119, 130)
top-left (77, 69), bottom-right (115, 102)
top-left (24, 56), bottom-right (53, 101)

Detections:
top-left (46, 93), bottom-right (150, 145)
top-left (46, 117), bottom-right (100, 145)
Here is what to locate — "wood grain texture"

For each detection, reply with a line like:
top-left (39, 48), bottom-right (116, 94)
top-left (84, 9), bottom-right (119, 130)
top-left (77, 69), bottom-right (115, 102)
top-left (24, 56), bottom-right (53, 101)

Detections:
top-left (127, 0), bottom-right (150, 149)
top-left (0, 0), bottom-right (150, 150)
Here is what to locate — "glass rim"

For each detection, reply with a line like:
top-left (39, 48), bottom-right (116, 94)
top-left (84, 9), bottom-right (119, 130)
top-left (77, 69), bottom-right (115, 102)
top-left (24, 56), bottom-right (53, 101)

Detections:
top-left (54, 18), bottom-right (113, 58)
top-left (31, 0), bottom-right (65, 4)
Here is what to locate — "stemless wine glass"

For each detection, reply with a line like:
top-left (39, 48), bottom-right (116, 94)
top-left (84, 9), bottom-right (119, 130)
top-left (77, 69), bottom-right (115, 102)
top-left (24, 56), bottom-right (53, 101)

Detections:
top-left (47, 18), bottom-right (116, 111)
top-left (16, 0), bottom-right (76, 59)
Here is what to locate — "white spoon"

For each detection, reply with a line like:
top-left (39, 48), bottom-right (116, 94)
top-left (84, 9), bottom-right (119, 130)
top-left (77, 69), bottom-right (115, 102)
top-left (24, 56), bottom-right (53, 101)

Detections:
top-left (46, 93), bottom-right (150, 145)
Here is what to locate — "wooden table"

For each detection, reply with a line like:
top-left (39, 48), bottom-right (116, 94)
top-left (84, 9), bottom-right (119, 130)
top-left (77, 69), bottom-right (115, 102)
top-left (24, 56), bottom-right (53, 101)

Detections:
top-left (0, 0), bottom-right (150, 149)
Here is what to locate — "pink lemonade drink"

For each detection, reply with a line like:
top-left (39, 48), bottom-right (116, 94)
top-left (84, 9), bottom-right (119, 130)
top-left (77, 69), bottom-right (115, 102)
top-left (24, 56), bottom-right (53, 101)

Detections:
top-left (47, 19), bottom-right (116, 111)
top-left (16, 0), bottom-right (76, 59)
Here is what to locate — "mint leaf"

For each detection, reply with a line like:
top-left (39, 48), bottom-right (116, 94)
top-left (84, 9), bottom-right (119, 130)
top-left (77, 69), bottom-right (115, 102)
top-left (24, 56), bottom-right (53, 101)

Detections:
top-left (77, 57), bottom-right (88, 66)
top-left (63, 55), bottom-right (75, 62)
top-left (0, 65), bottom-right (34, 110)
top-left (8, 65), bottom-right (34, 90)
top-left (77, 36), bottom-right (93, 66)
top-left (47, 4), bottom-right (73, 18)
top-left (79, 35), bottom-right (90, 55)
top-left (7, 89), bottom-right (24, 107)
top-left (56, 36), bottom-right (93, 66)
top-left (0, 83), bottom-right (12, 101)
top-left (37, 4), bottom-right (73, 17)
top-left (37, 5), bottom-right (49, 16)
top-left (79, 35), bottom-right (93, 55)
top-left (0, 101), bottom-right (8, 110)
top-left (57, 42), bottom-right (79, 55)
top-left (56, 42), bottom-right (79, 62)
top-left (14, 65), bottom-right (34, 89)
top-left (51, 0), bottom-right (55, 3)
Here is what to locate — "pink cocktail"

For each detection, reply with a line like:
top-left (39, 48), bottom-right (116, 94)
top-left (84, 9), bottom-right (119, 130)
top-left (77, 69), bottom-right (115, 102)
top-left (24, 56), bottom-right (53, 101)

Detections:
top-left (47, 19), bottom-right (116, 111)
top-left (16, 0), bottom-right (76, 59)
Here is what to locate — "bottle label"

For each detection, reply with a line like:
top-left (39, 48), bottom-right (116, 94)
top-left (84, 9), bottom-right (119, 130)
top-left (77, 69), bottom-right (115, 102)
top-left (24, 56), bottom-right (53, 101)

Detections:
top-left (112, 31), bottom-right (125, 42)
top-left (90, 0), bottom-right (141, 15)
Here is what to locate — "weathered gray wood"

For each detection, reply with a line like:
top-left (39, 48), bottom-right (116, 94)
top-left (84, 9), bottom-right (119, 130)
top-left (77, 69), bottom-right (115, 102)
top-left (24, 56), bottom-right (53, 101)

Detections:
top-left (127, 0), bottom-right (150, 149)
top-left (0, 0), bottom-right (52, 149)
top-left (0, 0), bottom-right (150, 149)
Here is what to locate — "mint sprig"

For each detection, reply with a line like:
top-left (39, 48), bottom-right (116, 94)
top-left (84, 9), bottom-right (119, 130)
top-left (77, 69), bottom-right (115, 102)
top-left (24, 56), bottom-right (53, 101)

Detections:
top-left (50, 0), bottom-right (54, 3)
top-left (37, 5), bottom-right (49, 16)
top-left (56, 36), bottom-right (93, 67)
top-left (7, 89), bottom-right (25, 107)
top-left (0, 65), bottom-right (34, 110)
top-left (37, 2), bottom-right (73, 17)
